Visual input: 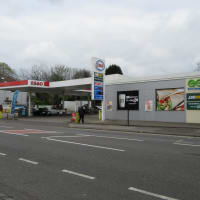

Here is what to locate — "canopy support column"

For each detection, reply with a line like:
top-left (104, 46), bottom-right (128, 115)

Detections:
top-left (101, 100), bottom-right (105, 121)
top-left (28, 91), bottom-right (32, 117)
top-left (62, 92), bottom-right (65, 109)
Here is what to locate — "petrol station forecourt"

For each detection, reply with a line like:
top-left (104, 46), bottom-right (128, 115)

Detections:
top-left (1, 70), bottom-right (200, 124)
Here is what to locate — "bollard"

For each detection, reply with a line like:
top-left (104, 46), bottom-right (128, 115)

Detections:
top-left (75, 112), bottom-right (79, 124)
top-left (72, 113), bottom-right (76, 122)
top-left (99, 110), bottom-right (101, 120)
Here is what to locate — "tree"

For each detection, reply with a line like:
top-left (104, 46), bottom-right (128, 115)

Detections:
top-left (0, 62), bottom-right (17, 81)
top-left (18, 65), bottom-right (50, 81)
top-left (105, 64), bottom-right (123, 75)
top-left (73, 69), bottom-right (91, 79)
top-left (50, 65), bottom-right (78, 81)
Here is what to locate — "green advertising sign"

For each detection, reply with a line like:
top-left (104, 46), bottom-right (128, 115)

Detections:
top-left (187, 93), bottom-right (200, 110)
top-left (187, 78), bottom-right (200, 91)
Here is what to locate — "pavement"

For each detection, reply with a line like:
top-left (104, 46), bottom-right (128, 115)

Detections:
top-left (2, 114), bottom-right (200, 137)
top-left (0, 119), bottom-right (199, 200)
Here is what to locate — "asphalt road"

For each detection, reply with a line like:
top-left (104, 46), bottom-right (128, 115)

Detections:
top-left (0, 120), bottom-right (200, 200)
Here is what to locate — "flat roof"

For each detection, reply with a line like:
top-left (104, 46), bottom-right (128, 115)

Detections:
top-left (0, 72), bottom-right (199, 94)
top-left (0, 74), bottom-right (129, 95)
top-left (105, 72), bottom-right (200, 86)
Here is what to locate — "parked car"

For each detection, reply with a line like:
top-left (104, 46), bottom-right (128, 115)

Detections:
top-left (33, 107), bottom-right (49, 116)
top-left (46, 108), bottom-right (66, 116)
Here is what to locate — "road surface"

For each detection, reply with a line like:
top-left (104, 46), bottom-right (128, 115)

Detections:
top-left (0, 120), bottom-right (199, 200)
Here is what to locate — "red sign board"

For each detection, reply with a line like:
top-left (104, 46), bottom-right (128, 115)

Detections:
top-left (0, 80), bottom-right (28, 87)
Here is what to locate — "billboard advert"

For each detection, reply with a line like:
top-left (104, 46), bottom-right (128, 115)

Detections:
top-left (156, 88), bottom-right (185, 111)
top-left (187, 93), bottom-right (200, 110)
top-left (117, 91), bottom-right (139, 110)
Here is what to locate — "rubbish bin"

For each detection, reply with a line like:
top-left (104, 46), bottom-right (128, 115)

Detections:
top-left (22, 109), bottom-right (26, 117)
top-left (0, 111), bottom-right (2, 119)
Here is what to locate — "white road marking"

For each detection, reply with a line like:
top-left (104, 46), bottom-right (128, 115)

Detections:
top-left (48, 135), bottom-right (92, 138)
top-left (174, 142), bottom-right (200, 147)
top-left (62, 169), bottom-right (95, 180)
top-left (24, 129), bottom-right (63, 134)
top-left (9, 133), bottom-right (29, 136)
top-left (0, 131), bottom-right (29, 136)
top-left (70, 127), bottom-right (194, 139)
top-left (128, 187), bottom-right (180, 200)
top-left (0, 126), bottom-right (13, 128)
top-left (77, 134), bottom-right (144, 141)
top-left (18, 158), bottom-right (38, 165)
top-left (41, 135), bottom-right (91, 140)
top-left (44, 137), bottom-right (125, 152)
top-left (175, 140), bottom-right (183, 143)
top-left (0, 153), bottom-right (6, 156)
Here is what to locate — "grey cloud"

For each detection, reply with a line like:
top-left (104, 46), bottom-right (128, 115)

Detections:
top-left (0, 0), bottom-right (200, 76)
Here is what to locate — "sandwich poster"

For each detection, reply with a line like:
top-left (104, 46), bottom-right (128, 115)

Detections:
top-left (156, 88), bottom-right (185, 111)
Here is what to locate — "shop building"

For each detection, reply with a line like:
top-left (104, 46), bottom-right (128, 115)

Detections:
top-left (104, 72), bottom-right (200, 123)
top-left (1, 72), bottom-right (200, 123)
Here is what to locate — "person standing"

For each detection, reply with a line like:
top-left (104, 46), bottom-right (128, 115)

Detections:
top-left (78, 106), bottom-right (85, 124)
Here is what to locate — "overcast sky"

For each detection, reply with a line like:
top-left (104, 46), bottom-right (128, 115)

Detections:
top-left (1, 0), bottom-right (200, 77)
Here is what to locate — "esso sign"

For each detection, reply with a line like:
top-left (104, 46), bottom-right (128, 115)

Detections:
top-left (30, 81), bottom-right (49, 87)
top-left (95, 60), bottom-right (105, 72)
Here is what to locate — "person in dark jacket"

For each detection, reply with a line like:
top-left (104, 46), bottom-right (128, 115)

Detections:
top-left (78, 106), bottom-right (85, 124)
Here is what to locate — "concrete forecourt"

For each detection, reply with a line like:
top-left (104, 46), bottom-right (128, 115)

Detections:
top-left (0, 119), bottom-right (199, 200)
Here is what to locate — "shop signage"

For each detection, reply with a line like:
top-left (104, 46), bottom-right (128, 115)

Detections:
top-left (187, 78), bottom-right (200, 91)
top-left (93, 72), bottom-right (104, 100)
top-left (187, 93), bottom-right (200, 110)
top-left (30, 80), bottom-right (50, 87)
top-left (117, 91), bottom-right (139, 110)
top-left (91, 57), bottom-right (105, 100)
top-left (96, 60), bottom-right (105, 72)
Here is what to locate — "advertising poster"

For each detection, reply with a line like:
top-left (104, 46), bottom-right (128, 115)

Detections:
top-left (156, 88), bottom-right (184, 111)
top-left (117, 91), bottom-right (139, 110)
top-left (187, 93), bottom-right (200, 110)
top-left (145, 100), bottom-right (153, 111)
top-left (106, 101), bottom-right (112, 111)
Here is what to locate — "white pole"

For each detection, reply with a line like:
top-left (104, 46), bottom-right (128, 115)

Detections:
top-left (101, 74), bottom-right (105, 121)
top-left (28, 92), bottom-right (32, 117)
top-left (101, 100), bottom-right (105, 121)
